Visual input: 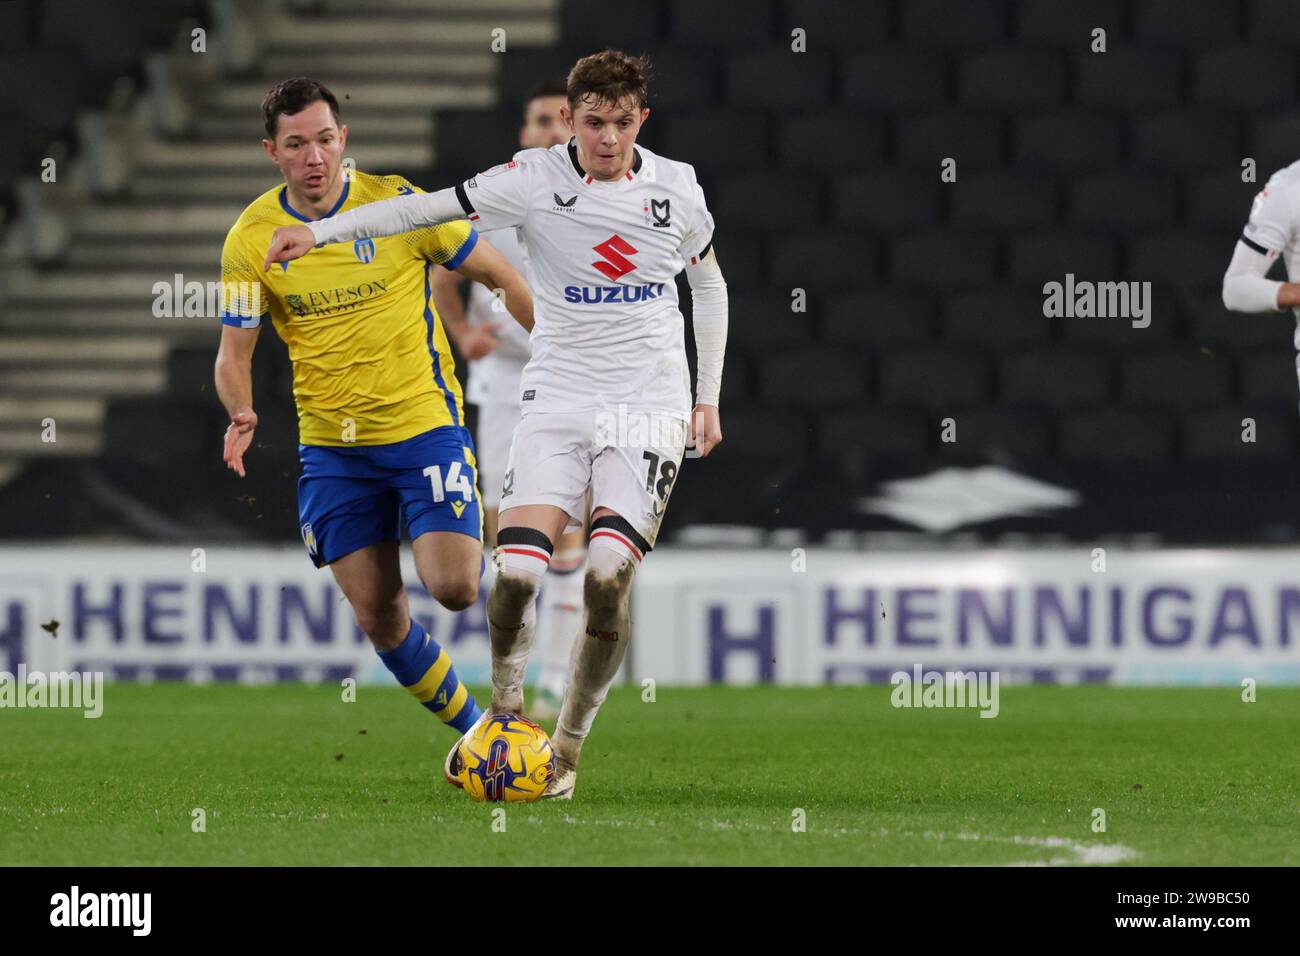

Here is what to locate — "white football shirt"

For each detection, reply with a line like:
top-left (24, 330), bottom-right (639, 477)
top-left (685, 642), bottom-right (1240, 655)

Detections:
top-left (455, 138), bottom-right (715, 420)
top-left (1242, 160), bottom-right (1300, 350)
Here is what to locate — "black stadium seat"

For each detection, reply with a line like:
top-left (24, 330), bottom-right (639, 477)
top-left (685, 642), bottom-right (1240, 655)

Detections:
top-left (779, 112), bottom-right (886, 173)
top-left (823, 291), bottom-right (937, 351)
top-left (950, 171), bottom-right (1058, 230)
top-left (942, 287), bottom-right (1056, 349)
top-left (1194, 47), bottom-right (1294, 110)
top-left (1132, 109), bottom-right (1240, 172)
top-left (1015, 111), bottom-right (1124, 172)
top-left (1135, 0), bottom-right (1243, 50)
top-left (842, 50), bottom-right (949, 112)
top-left (943, 405), bottom-right (1055, 462)
top-left (1181, 407), bottom-right (1296, 460)
top-left (892, 232), bottom-right (998, 288)
top-left (669, 0), bottom-right (775, 47)
top-left (1068, 172), bottom-right (1178, 230)
top-left (1240, 350), bottom-right (1300, 404)
top-left (1250, 0), bottom-right (1300, 44)
top-left (901, 0), bottom-right (1010, 47)
top-left (661, 111), bottom-right (771, 172)
top-left (715, 171), bottom-right (822, 229)
top-left (725, 51), bottom-right (833, 110)
top-left (783, 0), bottom-right (891, 49)
top-left (1120, 350), bottom-right (1235, 410)
top-left (899, 111), bottom-right (1005, 170)
top-left (879, 350), bottom-right (993, 411)
top-left (959, 50), bottom-right (1067, 110)
top-left (1001, 349), bottom-right (1114, 409)
top-left (434, 110), bottom-right (519, 173)
top-left (1059, 407), bottom-right (1177, 462)
top-left (1006, 230), bottom-right (1120, 286)
top-left (1075, 49), bottom-right (1183, 111)
top-left (758, 348), bottom-right (868, 408)
top-left (770, 231), bottom-right (877, 292)
top-left (833, 170), bottom-right (941, 231)
top-left (726, 287), bottom-right (816, 350)
top-left (1019, 0), bottom-right (1128, 47)
top-left (819, 407), bottom-right (931, 460)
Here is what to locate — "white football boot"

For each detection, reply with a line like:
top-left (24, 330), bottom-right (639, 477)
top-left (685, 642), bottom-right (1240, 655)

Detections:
top-left (541, 754), bottom-right (577, 801)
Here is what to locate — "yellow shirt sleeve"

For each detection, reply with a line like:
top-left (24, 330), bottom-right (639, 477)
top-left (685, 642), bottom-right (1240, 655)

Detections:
top-left (219, 224), bottom-right (273, 328)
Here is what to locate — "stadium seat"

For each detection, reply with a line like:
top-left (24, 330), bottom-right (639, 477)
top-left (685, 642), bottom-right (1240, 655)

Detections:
top-left (823, 291), bottom-right (937, 350)
top-left (833, 170), bottom-right (941, 231)
top-left (1018, 0), bottom-right (1128, 46)
top-left (782, 0), bottom-right (891, 49)
top-left (1250, 0), bottom-right (1300, 43)
top-left (433, 110), bottom-right (519, 173)
top-left (1240, 350), bottom-right (1300, 403)
top-left (1001, 349), bottom-right (1114, 409)
top-left (1186, 173), bottom-right (1263, 229)
top-left (725, 51), bottom-right (833, 110)
top-left (669, 0), bottom-right (775, 46)
top-left (1120, 350), bottom-right (1234, 409)
top-left (560, 0), bottom-right (666, 48)
top-left (726, 287), bottom-right (816, 350)
top-left (901, 0), bottom-right (1010, 47)
top-left (1075, 48), bottom-right (1183, 111)
top-left (950, 171), bottom-right (1058, 230)
top-left (878, 349), bottom-right (993, 411)
top-left (1060, 283), bottom-right (1180, 347)
top-left (1068, 172), bottom-right (1178, 230)
top-left (892, 232), bottom-right (998, 288)
top-left (1128, 231), bottom-right (1233, 294)
top-left (778, 111), bottom-right (885, 173)
top-left (707, 229), bottom-right (764, 285)
top-left (1246, 116), bottom-right (1300, 176)
top-left (1015, 111), bottom-right (1123, 172)
top-left (1194, 47), bottom-right (1294, 110)
top-left (942, 287), bottom-right (1056, 349)
top-left (1059, 407), bottom-right (1177, 462)
top-left (959, 50), bottom-right (1067, 110)
top-left (1186, 295), bottom-right (1292, 351)
top-left (717, 406), bottom-right (813, 461)
top-left (1135, 0), bottom-right (1243, 49)
top-left (758, 347), bottom-right (868, 408)
top-left (1181, 407), bottom-right (1296, 459)
top-left (899, 111), bottom-right (1005, 170)
top-left (639, 48), bottom-right (720, 111)
top-left (769, 231), bottom-right (877, 292)
top-left (819, 407), bottom-right (931, 460)
top-left (1132, 110), bottom-right (1240, 172)
top-left (715, 171), bottom-right (822, 229)
top-left (942, 405), bottom-right (1055, 462)
top-left (495, 47), bottom-right (586, 111)
top-left (841, 50), bottom-right (949, 112)
top-left (1006, 230), bottom-right (1119, 286)
top-left (718, 352), bottom-right (750, 405)
top-left (661, 111), bottom-right (771, 172)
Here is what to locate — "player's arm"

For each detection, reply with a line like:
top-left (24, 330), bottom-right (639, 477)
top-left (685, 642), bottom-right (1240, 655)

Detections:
top-left (428, 266), bottom-right (499, 359)
top-left (1223, 185), bottom-right (1298, 312)
top-left (214, 324), bottom-right (260, 478)
top-left (452, 235), bottom-right (534, 335)
top-left (685, 244), bottom-right (727, 458)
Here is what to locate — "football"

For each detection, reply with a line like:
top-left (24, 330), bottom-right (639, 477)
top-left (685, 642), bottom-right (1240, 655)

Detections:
top-left (453, 714), bottom-right (556, 802)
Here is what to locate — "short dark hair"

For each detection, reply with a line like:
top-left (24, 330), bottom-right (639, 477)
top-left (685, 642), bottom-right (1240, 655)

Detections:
top-left (566, 50), bottom-right (651, 112)
top-left (523, 78), bottom-right (569, 114)
top-left (262, 77), bottom-right (341, 139)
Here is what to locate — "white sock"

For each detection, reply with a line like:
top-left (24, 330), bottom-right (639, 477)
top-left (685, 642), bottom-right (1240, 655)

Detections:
top-left (536, 548), bottom-right (585, 699)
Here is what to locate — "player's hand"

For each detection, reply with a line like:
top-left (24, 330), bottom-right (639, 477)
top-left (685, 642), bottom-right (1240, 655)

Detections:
top-left (688, 404), bottom-right (722, 458)
top-left (223, 408), bottom-right (258, 478)
top-left (461, 324), bottom-right (499, 360)
top-left (264, 225), bottom-right (316, 271)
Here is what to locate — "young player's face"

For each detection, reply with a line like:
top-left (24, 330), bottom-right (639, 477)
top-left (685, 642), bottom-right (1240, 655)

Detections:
top-left (263, 99), bottom-right (348, 204)
top-left (520, 94), bottom-right (569, 150)
top-left (565, 95), bottom-right (649, 181)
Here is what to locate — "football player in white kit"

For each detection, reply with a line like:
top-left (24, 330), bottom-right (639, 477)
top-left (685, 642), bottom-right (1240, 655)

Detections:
top-left (430, 79), bottom-right (585, 723)
top-left (1222, 162), bottom-right (1300, 329)
top-left (265, 50), bottom-right (728, 800)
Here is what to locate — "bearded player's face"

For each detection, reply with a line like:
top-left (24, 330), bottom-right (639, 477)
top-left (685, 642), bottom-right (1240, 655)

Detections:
top-left (565, 94), bottom-right (649, 181)
top-left (264, 99), bottom-right (348, 202)
top-left (521, 94), bottom-right (570, 150)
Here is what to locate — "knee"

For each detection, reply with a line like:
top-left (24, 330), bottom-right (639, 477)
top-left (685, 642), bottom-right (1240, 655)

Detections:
top-left (488, 570), bottom-right (540, 622)
top-left (431, 576), bottom-right (478, 613)
top-left (583, 562), bottom-right (633, 623)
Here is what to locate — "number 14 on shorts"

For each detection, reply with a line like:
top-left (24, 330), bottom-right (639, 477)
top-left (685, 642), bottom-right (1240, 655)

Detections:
top-left (423, 461), bottom-right (475, 502)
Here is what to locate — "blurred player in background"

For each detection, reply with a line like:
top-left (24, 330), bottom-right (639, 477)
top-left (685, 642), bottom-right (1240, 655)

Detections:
top-left (264, 51), bottom-right (729, 800)
top-left (215, 78), bottom-right (534, 741)
top-left (429, 79), bottom-right (584, 724)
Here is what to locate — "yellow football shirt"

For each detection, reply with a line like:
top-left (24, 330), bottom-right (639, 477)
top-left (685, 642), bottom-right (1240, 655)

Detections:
top-left (220, 170), bottom-right (477, 446)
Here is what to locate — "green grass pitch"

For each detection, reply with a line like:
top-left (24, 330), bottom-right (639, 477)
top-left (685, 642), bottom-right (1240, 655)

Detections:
top-left (1, 683), bottom-right (1296, 865)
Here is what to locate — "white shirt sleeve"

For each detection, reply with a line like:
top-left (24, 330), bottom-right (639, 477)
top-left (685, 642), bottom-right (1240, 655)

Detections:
top-left (1222, 183), bottom-right (1293, 312)
top-left (458, 157), bottom-right (533, 231)
top-left (308, 187), bottom-right (466, 245)
top-left (686, 250), bottom-right (727, 407)
top-left (676, 169), bottom-right (716, 265)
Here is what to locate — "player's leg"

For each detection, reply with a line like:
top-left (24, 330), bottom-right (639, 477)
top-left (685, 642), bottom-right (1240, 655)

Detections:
top-left (531, 501), bottom-right (589, 721)
top-left (546, 415), bottom-right (684, 798)
top-left (485, 411), bottom-right (591, 716)
top-left (297, 446), bottom-right (484, 735)
top-left (328, 540), bottom-right (481, 734)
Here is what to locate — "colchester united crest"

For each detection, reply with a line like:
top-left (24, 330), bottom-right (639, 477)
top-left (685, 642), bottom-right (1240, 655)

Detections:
top-left (354, 238), bottom-right (376, 263)
top-left (301, 522), bottom-right (316, 556)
